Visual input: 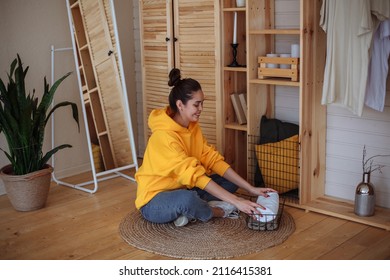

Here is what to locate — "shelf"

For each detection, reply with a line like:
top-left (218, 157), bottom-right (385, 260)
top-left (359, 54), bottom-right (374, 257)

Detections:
top-left (98, 131), bottom-right (108, 137)
top-left (225, 123), bottom-right (247, 131)
top-left (223, 8), bottom-right (246, 12)
top-left (249, 78), bottom-right (300, 87)
top-left (69, 0), bottom-right (79, 9)
top-left (249, 29), bottom-right (300, 35)
top-left (82, 85), bottom-right (88, 95)
top-left (89, 90), bottom-right (106, 134)
top-left (224, 66), bottom-right (247, 72)
top-left (98, 134), bottom-right (115, 170)
top-left (88, 86), bottom-right (98, 93)
top-left (79, 44), bottom-right (89, 51)
top-left (301, 196), bottom-right (390, 231)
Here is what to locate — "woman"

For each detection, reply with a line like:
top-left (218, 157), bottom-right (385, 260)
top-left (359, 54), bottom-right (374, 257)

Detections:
top-left (135, 68), bottom-right (276, 226)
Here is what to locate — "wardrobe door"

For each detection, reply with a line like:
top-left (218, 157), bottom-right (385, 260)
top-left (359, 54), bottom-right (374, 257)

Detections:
top-left (80, 0), bottom-right (134, 168)
top-left (173, 0), bottom-right (221, 148)
top-left (139, 0), bottom-right (221, 149)
top-left (139, 0), bottom-right (174, 139)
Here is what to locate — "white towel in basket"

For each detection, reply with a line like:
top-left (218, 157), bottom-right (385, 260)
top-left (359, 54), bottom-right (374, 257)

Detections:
top-left (255, 192), bottom-right (279, 222)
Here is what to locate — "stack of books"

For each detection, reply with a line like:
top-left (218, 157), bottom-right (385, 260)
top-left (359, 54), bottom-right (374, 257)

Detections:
top-left (230, 92), bottom-right (247, 125)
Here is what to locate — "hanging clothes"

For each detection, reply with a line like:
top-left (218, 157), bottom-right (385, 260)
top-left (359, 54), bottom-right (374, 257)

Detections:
top-left (320, 0), bottom-right (374, 116)
top-left (365, 19), bottom-right (390, 112)
top-left (320, 0), bottom-right (389, 116)
top-left (371, 0), bottom-right (390, 22)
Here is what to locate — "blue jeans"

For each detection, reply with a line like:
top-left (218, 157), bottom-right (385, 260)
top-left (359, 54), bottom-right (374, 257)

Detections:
top-left (140, 174), bottom-right (238, 223)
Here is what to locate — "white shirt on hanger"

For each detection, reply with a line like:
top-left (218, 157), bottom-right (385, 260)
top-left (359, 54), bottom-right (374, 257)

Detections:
top-left (365, 19), bottom-right (390, 112)
top-left (320, 0), bottom-right (374, 117)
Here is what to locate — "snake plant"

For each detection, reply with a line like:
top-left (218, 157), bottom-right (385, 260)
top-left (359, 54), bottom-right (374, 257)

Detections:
top-left (0, 54), bottom-right (79, 175)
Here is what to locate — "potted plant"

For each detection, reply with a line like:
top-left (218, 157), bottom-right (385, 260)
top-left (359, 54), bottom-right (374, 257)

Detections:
top-left (0, 54), bottom-right (79, 211)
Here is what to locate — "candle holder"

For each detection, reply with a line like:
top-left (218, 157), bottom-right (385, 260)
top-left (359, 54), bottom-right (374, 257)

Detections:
top-left (228, 43), bottom-right (241, 67)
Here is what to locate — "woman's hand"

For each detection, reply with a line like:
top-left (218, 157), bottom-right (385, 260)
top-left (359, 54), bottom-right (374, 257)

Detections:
top-left (235, 187), bottom-right (277, 216)
top-left (233, 197), bottom-right (264, 216)
top-left (222, 168), bottom-right (277, 199)
top-left (248, 187), bottom-right (277, 198)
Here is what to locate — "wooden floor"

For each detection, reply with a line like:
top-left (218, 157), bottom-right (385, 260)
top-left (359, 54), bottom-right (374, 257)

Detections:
top-left (1, 172), bottom-right (390, 260)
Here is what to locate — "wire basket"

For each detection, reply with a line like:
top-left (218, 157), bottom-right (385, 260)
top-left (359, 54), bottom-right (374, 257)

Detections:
top-left (245, 198), bottom-right (285, 231)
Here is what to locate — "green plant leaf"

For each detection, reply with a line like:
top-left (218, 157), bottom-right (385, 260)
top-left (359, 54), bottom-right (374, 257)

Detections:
top-left (46, 101), bottom-right (80, 132)
top-left (40, 144), bottom-right (73, 168)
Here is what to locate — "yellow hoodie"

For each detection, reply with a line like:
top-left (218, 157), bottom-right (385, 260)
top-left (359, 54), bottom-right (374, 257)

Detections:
top-left (135, 107), bottom-right (230, 209)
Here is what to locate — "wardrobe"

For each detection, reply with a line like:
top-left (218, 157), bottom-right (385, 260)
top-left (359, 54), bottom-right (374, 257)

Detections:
top-left (139, 0), bottom-right (222, 149)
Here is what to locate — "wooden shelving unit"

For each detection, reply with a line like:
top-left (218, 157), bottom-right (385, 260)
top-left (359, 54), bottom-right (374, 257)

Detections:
top-left (222, 0), bottom-right (390, 230)
top-left (221, 1), bottom-right (248, 177)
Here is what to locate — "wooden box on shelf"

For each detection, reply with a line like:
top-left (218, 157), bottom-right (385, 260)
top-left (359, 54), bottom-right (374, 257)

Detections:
top-left (258, 56), bottom-right (299, 82)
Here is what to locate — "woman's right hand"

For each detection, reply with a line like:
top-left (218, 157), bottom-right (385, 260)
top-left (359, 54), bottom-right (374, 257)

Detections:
top-left (234, 197), bottom-right (264, 216)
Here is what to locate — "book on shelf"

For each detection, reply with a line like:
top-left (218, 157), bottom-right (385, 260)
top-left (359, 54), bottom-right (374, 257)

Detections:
top-left (238, 92), bottom-right (248, 119)
top-left (230, 93), bottom-right (247, 125)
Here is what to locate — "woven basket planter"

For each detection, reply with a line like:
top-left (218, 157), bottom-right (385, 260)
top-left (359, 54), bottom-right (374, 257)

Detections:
top-left (0, 164), bottom-right (53, 211)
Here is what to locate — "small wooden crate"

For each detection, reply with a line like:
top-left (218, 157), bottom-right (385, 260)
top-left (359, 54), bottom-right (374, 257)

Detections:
top-left (258, 56), bottom-right (299, 81)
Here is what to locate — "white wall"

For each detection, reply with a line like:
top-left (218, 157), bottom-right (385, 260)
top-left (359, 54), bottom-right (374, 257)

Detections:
top-left (0, 0), bottom-right (89, 195)
top-left (274, 0), bottom-right (300, 125)
top-left (325, 93), bottom-right (390, 208)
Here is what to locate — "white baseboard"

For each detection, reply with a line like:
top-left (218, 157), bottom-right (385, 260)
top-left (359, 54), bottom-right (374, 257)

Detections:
top-left (0, 182), bottom-right (5, 196)
top-left (52, 163), bottom-right (92, 180)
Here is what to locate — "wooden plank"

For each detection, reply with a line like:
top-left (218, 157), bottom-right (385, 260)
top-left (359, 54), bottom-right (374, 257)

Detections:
top-left (352, 233), bottom-right (390, 259)
top-left (299, 0), bottom-right (327, 204)
top-left (249, 78), bottom-right (299, 87)
top-left (287, 221), bottom-right (367, 259)
top-left (303, 196), bottom-right (390, 230)
top-left (319, 226), bottom-right (390, 259)
top-left (174, 0), bottom-right (221, 148)
top-left (139, 0), bottom-right (172, 144)
top-left (237, 208), bottom-right (329, 259)
top-left (249, 29), bottom-right (300, 35)
top-left (259, 215), bottom-right (346, 259)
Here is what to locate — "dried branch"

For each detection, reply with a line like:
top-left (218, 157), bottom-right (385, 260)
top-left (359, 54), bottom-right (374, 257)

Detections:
top-left (362, 145), bottom-right (390, 174)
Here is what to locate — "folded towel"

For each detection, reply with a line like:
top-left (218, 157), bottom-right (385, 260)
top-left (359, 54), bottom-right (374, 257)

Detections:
top-left (255, 192), bottom-right (279, 223)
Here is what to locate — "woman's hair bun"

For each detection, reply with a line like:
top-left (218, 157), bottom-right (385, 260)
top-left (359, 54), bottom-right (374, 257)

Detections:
top-left (168, 68), bottom-right (181, 87)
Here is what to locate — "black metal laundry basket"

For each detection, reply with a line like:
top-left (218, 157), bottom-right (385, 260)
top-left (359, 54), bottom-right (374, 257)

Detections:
top-left (245, 198), bottom-right (285, 231)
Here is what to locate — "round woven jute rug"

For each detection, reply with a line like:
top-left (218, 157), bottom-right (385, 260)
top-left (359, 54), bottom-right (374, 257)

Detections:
top-left (119, 210), bottom-right (295, 259)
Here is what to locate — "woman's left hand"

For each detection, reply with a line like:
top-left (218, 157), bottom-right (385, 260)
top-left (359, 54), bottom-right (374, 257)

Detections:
top-left (248, 187), bottom-right (277, 197)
